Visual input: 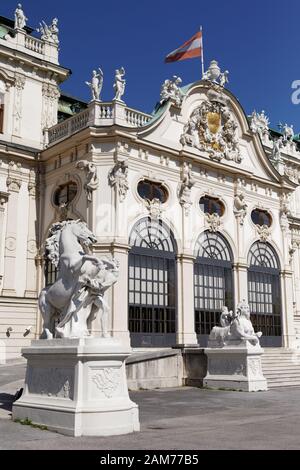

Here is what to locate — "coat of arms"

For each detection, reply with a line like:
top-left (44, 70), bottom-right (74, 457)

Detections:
top-left (181, 94), bottom-right (241, 163)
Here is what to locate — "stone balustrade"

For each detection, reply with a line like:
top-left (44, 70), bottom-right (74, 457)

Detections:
top-left (47, 101), bottom-right (152, 146)
top-left (125, 107), bottom-right (152, 127)
top-left (25, 36), bottom-right (45, 55)
top-left (0, 27), bottom-right (58, 64)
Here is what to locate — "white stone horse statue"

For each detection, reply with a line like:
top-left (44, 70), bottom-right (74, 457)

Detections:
top-left (39, 220), bottom-right (119, 339)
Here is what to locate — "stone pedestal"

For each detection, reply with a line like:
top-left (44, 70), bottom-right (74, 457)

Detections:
top-left (204, 341), bottom-right (268, 392)
top-left (12, 337), bottom-right (140, 436)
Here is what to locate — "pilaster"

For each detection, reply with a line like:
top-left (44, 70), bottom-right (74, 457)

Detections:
top-left (176, 253), bottom-right (198, 346)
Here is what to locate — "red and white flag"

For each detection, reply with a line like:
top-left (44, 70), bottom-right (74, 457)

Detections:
top-left (164, 31), bottom-right (203, 63)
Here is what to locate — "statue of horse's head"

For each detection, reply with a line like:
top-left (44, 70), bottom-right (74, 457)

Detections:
top-left (69, 220), bottom-right (97, 248)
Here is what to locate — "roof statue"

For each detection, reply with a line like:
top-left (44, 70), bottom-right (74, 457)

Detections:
top-left (270, 136), bottom-right (283, 165)
top-left (160, 75), bottom-right (183, 107)
top-left (113, 67), bottom-right (126, 101)
top-left (250, 110), bottom-right (270, 140)
top-left (279, 122), bottom-right (294, 143)
top-left (203, 60), bottom-right (229, 87)
top-left (37, 18), bottom-right (59, 44)
top-left (14, 3), bottom-right (27, 30)
top-left (85, 68), bottom-right (103, 101)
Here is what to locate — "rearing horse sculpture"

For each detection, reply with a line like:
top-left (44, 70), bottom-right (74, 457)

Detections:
top-left (39, 220), bottom-right (119, 339)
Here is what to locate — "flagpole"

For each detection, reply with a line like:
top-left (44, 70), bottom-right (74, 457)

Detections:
top-left (200, 25), bottom-right (204, 78)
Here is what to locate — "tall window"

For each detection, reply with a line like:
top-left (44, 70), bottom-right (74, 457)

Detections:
top-left (194, 231), bottom-right (234, 346)
top-left (0, 80), bottom-right (5, 134)
top-left (128, 217), bottom-right (177, 347)
top-left (248, 241), bottom-right (281, 346)
top-left (44, 258), bottom-right (58, 286)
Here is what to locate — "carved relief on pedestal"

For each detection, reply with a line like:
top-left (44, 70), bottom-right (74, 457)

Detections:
top-left (247, 357), bottom-right (263, 377)
top-left (108, 159), bottom-right (129, 202)
top-left (178, 162), bottom-right (195, 215)
top-left (208, 358), bottom-right (245, 377)
top-left (92, 368), bottom-right (121, 398)
top-left (13, 74), bottom-right (26, 136)
top-left (27, 366), bottom-right (73, 399)
top-left (181, 90), bottom-right (241, 163)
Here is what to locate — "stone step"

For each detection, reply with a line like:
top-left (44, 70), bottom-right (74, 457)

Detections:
top-left (264, 367), bottom-right (300, 373)
top-left (264, 372), bottom-right (300, 378)
top-left (266, 381), bottom-right (300, 388)
top-left (261, 349), bottom-right (300, 388)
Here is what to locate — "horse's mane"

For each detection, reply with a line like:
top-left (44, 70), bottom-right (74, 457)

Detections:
top-left (45, 220), bottom-right (80, 267)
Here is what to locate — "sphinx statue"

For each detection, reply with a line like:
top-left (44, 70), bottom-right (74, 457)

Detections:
top-left (209, 300), bottom-right (262, 347)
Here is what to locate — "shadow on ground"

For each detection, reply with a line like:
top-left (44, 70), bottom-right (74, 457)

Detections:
top-left (0, 393), bottom-right (13, 412)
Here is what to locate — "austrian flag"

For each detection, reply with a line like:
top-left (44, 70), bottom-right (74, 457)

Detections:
top-left (165, 31), bottom-right (203, 63)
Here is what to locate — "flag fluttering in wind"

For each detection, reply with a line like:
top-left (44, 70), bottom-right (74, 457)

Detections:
top-left (164, 31), bottom-right (203, 63)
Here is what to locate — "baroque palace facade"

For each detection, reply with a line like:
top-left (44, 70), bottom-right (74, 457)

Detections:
top-left (1, 8), bottom-right (300, 361)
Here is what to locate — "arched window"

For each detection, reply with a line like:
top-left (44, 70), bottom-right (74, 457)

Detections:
top-left (248, 241), bottom-right (281, 346)
top-left (194, 231), bottom-right (234, 346)
top-left (128, 218), bottom-right (177, 347)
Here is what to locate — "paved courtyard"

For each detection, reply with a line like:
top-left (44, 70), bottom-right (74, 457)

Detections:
top-left (1, 362), bottom-right (300, 450)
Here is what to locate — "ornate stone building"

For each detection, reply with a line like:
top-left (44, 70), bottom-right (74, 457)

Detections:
top-left (1, 8), bottom-right (300, 361)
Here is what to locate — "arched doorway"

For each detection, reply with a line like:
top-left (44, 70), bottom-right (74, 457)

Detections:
top-left (128, 217), bottom-right (177, 347)
top-left (248, 241), bottom-right (282, 347)
top-left (194, 231), bottom-right (234, 346)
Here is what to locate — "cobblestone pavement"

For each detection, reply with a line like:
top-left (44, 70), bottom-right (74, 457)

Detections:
top-left (1, 363), bottom-right (300, 450)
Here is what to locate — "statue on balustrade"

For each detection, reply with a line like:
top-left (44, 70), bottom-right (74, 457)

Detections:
top-left (39, 220), bottom-right (119, 339)
top-left (14, 4), bottom-right (27, 30)
top-left (38, 18), bottom-right (59, 44)
top-left (113, 67), bottom-right (126, 101)
top-left (85, 68), bottom-right (104, 101)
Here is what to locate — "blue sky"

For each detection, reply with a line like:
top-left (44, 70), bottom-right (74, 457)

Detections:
top-left (2, 0), bottom-right (300, 131)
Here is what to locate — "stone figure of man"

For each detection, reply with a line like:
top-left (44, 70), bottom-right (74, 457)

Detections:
top-left (113, 67), bottom-right (126, 101)
top-left (14, 3), bottom-right (27, 30)
top-left (85, 68), bottom-right (103, 101)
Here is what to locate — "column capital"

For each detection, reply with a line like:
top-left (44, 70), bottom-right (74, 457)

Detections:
top-left (94, 241), bottom-right (131, 254)
top-left (176, 253), bottom-right (196, 263)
